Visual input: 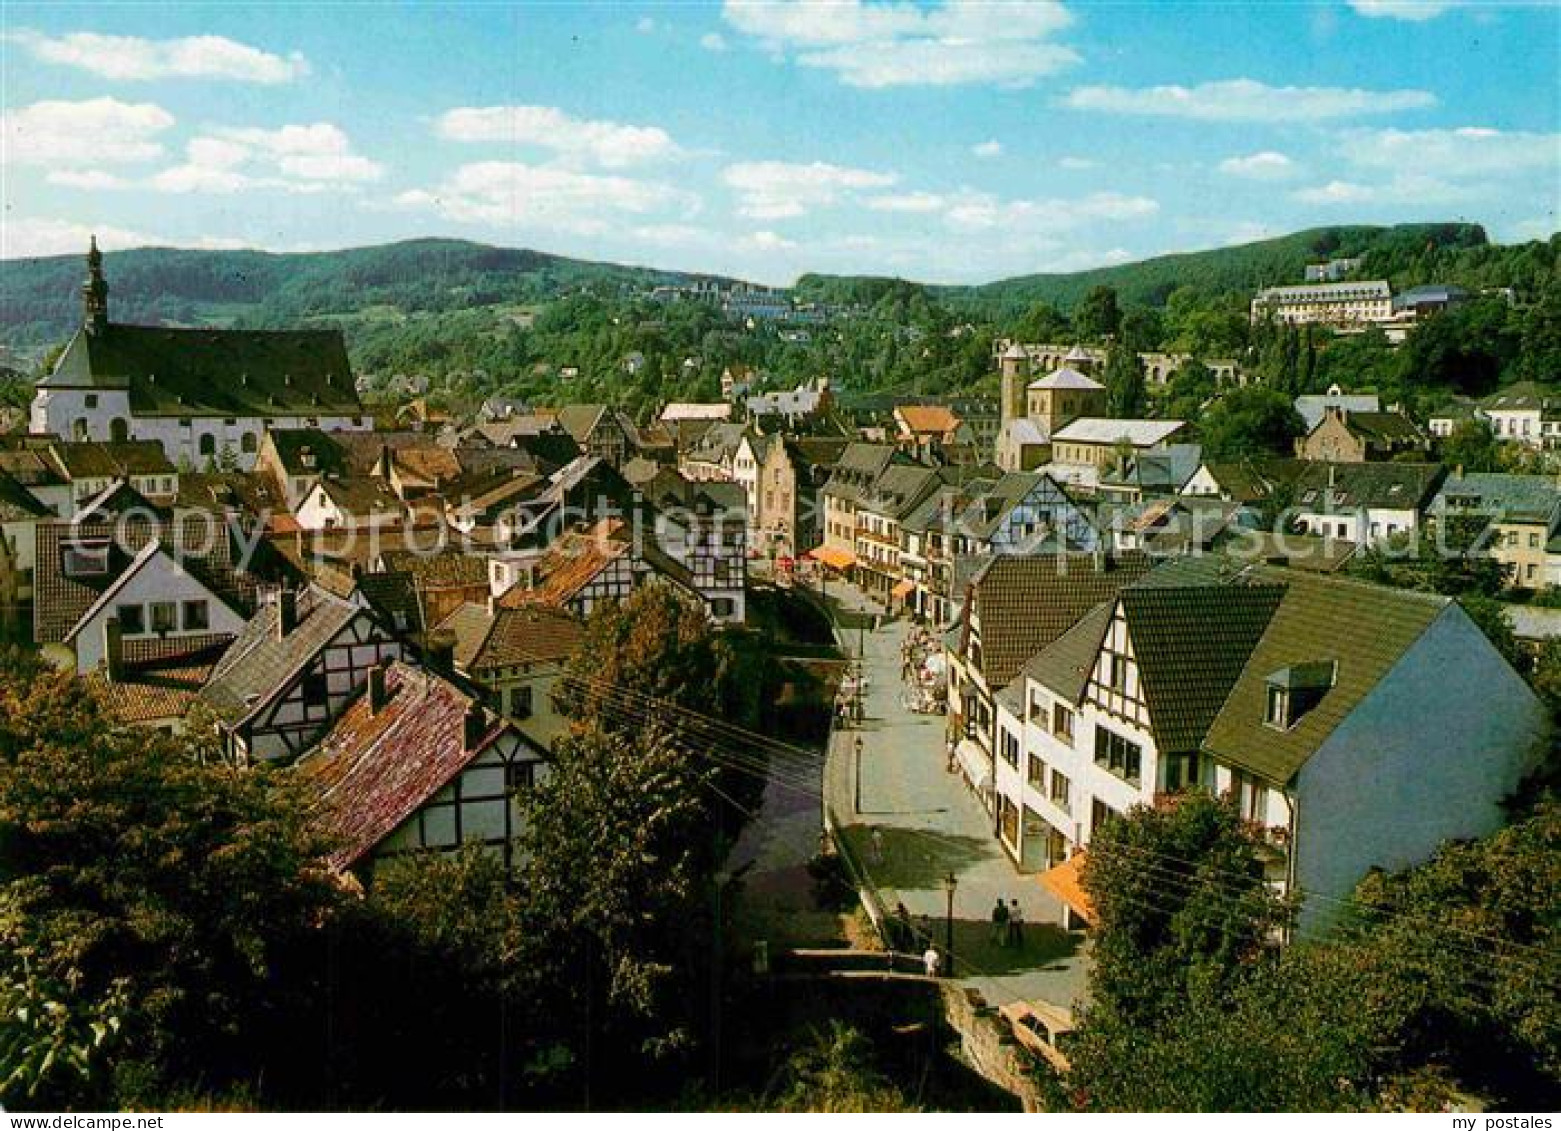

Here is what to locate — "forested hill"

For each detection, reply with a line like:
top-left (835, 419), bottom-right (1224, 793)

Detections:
top-left (0, 238), bottom-right (728, 352)
top-left (935, 222), bottom-right (1553, 317)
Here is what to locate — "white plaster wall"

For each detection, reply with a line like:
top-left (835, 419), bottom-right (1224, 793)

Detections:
top-left (1294, 607), bottom-right (1548, 935)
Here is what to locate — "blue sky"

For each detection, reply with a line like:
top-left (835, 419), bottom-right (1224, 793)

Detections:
top-left (2, 1), bottom-right (1557, 284)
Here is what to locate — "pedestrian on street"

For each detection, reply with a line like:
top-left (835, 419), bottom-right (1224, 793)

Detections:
top-left (1008, 900), bottom-right (1025, 950)
top-left (870, 826), bottom-right (884, 864)
top-left (923, 945), bottom-right (942, 978)
top-left (990, 897), bottom-right (1009, 946)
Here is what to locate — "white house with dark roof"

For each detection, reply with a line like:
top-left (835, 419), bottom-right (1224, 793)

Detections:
top-left (30, 241), bottom-right (369, 470)
top-left (991, 564), bottom-right (1545, 935)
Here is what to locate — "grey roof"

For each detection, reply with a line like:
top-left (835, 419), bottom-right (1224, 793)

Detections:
top-left (41, 324), bottom-right (361, 418)
top-left (201, 589), bottom-right (360, 724)
top-left (1292, 462), bottom-right (1447, 512)
top-left (1295, 391), bottom-right (1381, 431)
top-left (1432, 472), bottom-right (1561, 526)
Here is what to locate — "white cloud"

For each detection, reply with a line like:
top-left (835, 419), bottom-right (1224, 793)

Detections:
top-left (0, 216), bottom-right (162, 259)
top-left (1058, 155), bottom-right (1096, 170)
top-left (700, 32), bottom-right (730, 51)
top-left (435, 105), bottom-right (680, 168)
top-left (6, 29), bottom-right (307, 83)
top-left (943, 189), bottom-right (1158, 233)
top-left (1292, 174), bottom-right (1471, 206)
top-left (1063, 78), bottom-right (1435, 121)
top-left (2, 97), bottom-right (174, 167)
top-left (46, 169), bottom-right (131, 190)
top-left (972, 140), bottom-right (1003, 159)
top-left (1335, 125), bottom-right (1559, 178)
top-left (637, 16), bottom-right (657, 33)
top-left (150, 122), bottom-right (383, 194)
top-left (1218, 150), bottom-right (1297, 180)
top-left (396, 161), bottom-right (695, 236)
top-left (743, 230), bottom-right (797, 251)
top-left (721, 0), bottom-right (1079, 88)
top-left (1348, 1), bottom-right (1456, 21)
top-left (866, 191), bottom-right (946, 213)
top-left (722, 159), bottom-right (896, 218)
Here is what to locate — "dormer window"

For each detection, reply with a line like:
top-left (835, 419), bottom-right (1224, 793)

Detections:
top-left (62, 538), bottom-right (110, 579)
top-left (1264, 661), bottom-right (1336, 730)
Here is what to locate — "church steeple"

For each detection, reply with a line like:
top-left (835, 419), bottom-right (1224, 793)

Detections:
top-left (82, 236), bottom-right (108, 334)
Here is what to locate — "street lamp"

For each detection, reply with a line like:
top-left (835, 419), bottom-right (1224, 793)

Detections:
top-left (853, 735), bottom-right (864, 814)
top-left (942, 871), bottom-right (958, 977)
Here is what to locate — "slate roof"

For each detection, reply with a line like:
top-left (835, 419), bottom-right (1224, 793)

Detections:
top-left (1052, 418), bottom-right (1185, 448)
top-left (961, 551), bottom-right (1155, 688)
top-left (822, 442), bottom-right (904, 505)
top-left (1295, 391), bottom-right (1381, 432)
top-left (42, 324), bottom-right (362, 418)
top-left (48, 440), bottom-right (174, 479)
top-left (1480, 381), bottom-right (1561, 415)
top-left (298, 662), bottom-right (521, 871)
top-left (1203, 571), bottom-right (1450, 784)
top-left (353, 570), bottom-right (423, 636)
top-left (1023, 601), bottom-right (1113, 705)
top-left (1334, 410), bottom-right (1425, 445)
top-left (33, 514), bottom-right (255, 644)
top-left (1292, 461), bottom-right (1446, 512)
top-left (1432, 472), bottom-right (1561, 526)
top-left (1118, 579), bottom-right (1287, 753)
top-left (1029, 367), bottom-right (1104, 392)
top-left (436, 602), bottom-right (584, 672)
top-left (201, 588), bottom-right (360, 724)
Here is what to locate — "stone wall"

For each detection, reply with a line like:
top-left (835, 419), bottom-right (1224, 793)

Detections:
top-left (939, 982), bottom-right (1053, 1112)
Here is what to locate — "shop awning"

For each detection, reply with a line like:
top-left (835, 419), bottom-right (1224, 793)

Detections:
top-left (808, 545), bottom-right (857, 571)
top-left (1038, 851), bottom-right (1094, 925)
top-left (890, 578), bottom-right (915, 600)
top-left (954, 738), bottom-right (992, 795)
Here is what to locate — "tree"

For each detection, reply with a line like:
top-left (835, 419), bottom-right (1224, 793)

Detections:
top-left (1164, 358), bottom-right (1217, 421)
top-left (1440, 417), bottom-right (1500, 473)
top-left (1196, 386), bottom-right (1304, 462)
top-left (1460, 595), bottom-right (1525, 673)
top-left (1103, 347), bottom-right (1146, 418)
top-left (1012, 300), bottom-right (1070, 344)
top-left (1074, 285), bottom-right (1122, 343)
top-left (0, 668), bottom-right (339, 1108)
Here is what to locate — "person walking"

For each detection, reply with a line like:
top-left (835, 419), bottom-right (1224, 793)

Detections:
top-left (1008, 899), bottom-right (1025, 950)
top-left (990, 897), bottom-right (1009, 946)
top-left (923, 945), bottom-right (942, 978)
top-left (870, 826), bottom-right (885, 865)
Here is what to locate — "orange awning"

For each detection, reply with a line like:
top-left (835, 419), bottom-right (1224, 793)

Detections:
top-left (808, 545), bottom-right (857, 570)
top-left (891, 578), bottom-right (915, 599)
top-left (1038, 851), bottom-right (1094, 925)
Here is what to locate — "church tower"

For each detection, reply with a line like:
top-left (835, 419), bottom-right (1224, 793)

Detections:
top-left (998, 340), bottom-right (1030, 428)
top-left (82, 236), bottom-right (109, 334)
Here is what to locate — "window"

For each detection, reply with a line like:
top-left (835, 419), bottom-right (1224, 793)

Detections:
top-left (710, 597), bottom-right (736, 617)
top-left (1230, 770), bottom-right (1268, 824)
top-left (1027, 753), bottom-right (1046, 788)
top-left (1094, 726), bottom-right (1142, 785)
top-left (1052, 703), bottom-right (1074, 746)
top-left (1106, 653), bottom-right (1128, 691)
top-left (109, 418), bottom-right (129, 443)
top-left (150, 602), bottom-right (177, 633)
top-left (509, 685), bottom-right (534, 719)
top-left (1049, 770), bottom-right (1071, 814)
top-left (999, 728), bottom-right (1019, 768)
top-left (1091, 797), bottom-right (1119, 836)
top-left (116, 603), bottom-right (146, 635)
top-left (85, 394), bottom-right (98, 409)
top-left (241, 432), bottom-right (258, 454)
top-left (198, 434), bottom-right (216, 457)
top-left (182, 600), bottom-right (209, 631)
top-left (506, 760), bottom-right (537, 792)
top-left (1265, 685), bottom-right (1287, 729)
top-left (63, 539), bottom-right (110, 578)
top-left (302, 669), bottom-right (328, 708)
top-left (1029, 692), bottom-right (1048, 730)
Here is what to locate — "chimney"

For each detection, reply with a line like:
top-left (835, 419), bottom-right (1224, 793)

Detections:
top-left (367, 663), bottom-right (388, 715)
top-left (103, 615), bottom-right (124, 682)
top-left (276, 588), bottom-right (298, 639)
top-left (463, 702), bottom-right (489, 752)
top-left (425, 628), bottom-right (456, 677)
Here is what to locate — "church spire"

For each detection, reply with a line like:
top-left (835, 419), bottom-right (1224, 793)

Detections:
top-left (83, 236), bottom-right (108, 334)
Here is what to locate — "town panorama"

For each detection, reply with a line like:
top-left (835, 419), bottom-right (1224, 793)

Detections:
top-left (0, 0), bottom-right (1557, 1119)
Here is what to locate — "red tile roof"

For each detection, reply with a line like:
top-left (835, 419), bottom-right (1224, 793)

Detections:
top-left (298, 662), bottom-right (512, 871)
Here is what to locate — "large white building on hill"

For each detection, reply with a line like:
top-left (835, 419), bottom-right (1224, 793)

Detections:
top-left (30, 240), bottom-right (370, 471)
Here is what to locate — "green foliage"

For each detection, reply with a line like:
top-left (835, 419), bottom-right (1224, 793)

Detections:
top-left (1196, 385), bottom-right (1304, 462)
top-left (1068, 794), bottom-right (1561, 1111)
top-left (1460, 595), bottom-right (1526, 672)
top-left (1103, 346), bottom-right (1146, 418)
top-left (1074, 285), bottom-right (1122, 343)
top-left (1439, 418), bottom-right (1500, 472)
top-left (0, 667), bottom-right (340, 1109)
top-left (763, 1022), bottom-right (916, 1112)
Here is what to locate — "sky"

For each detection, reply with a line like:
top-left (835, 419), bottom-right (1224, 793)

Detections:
top-left (1, 1), bottom-right (1557, 285)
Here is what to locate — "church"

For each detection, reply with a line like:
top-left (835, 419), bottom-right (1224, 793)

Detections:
top-left (30, 240), bottom-right (371, 471)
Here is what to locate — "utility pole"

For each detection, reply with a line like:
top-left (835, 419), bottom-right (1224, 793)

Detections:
top-left (853, 734), bottom-right (864, 814)
top-left (942, 871), bottom-right (958, 977)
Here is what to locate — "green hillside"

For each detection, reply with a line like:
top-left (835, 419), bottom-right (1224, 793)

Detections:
top-left (0, 238), bottom-right (728, 353)
top-left (933, 222), bottom-right (1541, 316)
